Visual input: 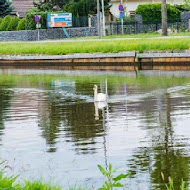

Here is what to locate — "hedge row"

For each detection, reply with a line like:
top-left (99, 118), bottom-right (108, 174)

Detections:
top-left (136, 3), bottom-right (181, 23)
top-left (0, 15), bottom-right (26, 31)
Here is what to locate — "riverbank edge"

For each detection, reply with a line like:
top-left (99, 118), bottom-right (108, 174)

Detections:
top-left (1, 52), bottom-right (190, 71)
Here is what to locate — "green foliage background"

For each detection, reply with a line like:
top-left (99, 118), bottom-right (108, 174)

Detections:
top-left (136, 3), bottom-right (181, 23)
top-left (25, 10), bottom-right (89, 30)
top-left (7, 16), bottom-right (20, 31)
top-left (34, 0), bottom-right (111, 16)
top-left (26, 11), bottom-right (47, 30)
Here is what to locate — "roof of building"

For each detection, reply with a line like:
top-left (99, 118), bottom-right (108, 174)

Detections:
top-left (12, 0), bottom-right (37, 17)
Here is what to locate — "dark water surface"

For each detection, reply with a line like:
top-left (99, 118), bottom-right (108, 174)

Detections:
top-left (0, 69), bottom-right (190, 190)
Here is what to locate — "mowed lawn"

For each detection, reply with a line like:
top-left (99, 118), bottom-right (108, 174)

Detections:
top-left (0, 37), bottom-right (190, 55)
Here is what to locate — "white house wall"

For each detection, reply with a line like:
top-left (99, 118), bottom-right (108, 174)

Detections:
top-left (110, 0), bottom-right (184, 17)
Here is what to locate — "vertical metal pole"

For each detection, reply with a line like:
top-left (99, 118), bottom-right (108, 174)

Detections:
top-left (38, 29), bottom-right (40, 41)
top-left (121, 0), bottom-right (124, 35)
top-left (101, 0), bottom-right (106, 36)
top-left (97, 0), bottom-right (102, 39)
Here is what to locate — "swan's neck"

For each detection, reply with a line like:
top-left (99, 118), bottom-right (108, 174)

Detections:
top-left (94, 88), bottom-right (98, 101)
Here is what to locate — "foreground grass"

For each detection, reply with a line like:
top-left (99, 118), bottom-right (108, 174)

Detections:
top-left (0, 171), bottom-right (86, 190)
top-left (0, 164), bottom-right (187, 190)
top-left (0, 171), bottom-right (61, 190)
top-left (1, 37), bottom-right (190, 55)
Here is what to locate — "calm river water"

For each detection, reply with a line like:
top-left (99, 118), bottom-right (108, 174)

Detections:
top-left (0, 69), bottom-right (190, 190)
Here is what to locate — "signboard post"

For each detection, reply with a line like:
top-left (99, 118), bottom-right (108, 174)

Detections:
top-left (34, 15), bottom-right (41, 41)
top-left (119, 2), bottom-right (124, 34)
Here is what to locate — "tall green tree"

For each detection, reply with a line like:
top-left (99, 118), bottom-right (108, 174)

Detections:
top-left (0, 0), bottom-right (12, 18)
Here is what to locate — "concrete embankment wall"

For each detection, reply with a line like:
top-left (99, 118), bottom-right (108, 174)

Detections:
top-left (138, 53), bottom-right (190, 70)
top-left (1, 52), bottom-right (190, 71)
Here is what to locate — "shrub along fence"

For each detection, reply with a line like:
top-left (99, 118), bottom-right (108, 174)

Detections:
top-left (0, 15), bottom-right (26, 31)
top-left (135, 3), bottom-right (181, 23)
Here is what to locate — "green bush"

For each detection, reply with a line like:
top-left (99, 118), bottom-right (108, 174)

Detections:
top-left (136, 3), bottom-right (181, 23)
top-left (0, 15), bottom-right (11, 31)
top-left (17, 18), bottom-right (26, 30)
top-left (26, 11), bottom-right (47, 30)
top-left (7, 17), bottom-right (20, 31)
top-left (0, 18), bottom-right (2, 30)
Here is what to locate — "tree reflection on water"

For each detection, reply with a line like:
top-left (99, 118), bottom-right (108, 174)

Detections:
top-left (128, 92), bottom-right (190, 190)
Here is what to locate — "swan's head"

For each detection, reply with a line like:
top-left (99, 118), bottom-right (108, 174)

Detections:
top-left (93, 85), bottom-right (98, 91)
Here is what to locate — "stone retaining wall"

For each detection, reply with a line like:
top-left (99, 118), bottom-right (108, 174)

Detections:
top-left (0, 27), bottom-right (97, 42)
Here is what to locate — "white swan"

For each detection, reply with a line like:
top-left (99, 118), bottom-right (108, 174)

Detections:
top-left (93, 85), bottom-right (107, 102)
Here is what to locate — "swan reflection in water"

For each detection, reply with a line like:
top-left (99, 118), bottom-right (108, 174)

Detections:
top-left (94, 101), bottom-right (107, 120)
top-left (94, 100), bottom-right (108, 170)
top-left (93, 82), bottom-right (109, 170)
top-left (93, 83), bottom-right (107, 120)
top-left (93, 81), bottom-right (128, 171)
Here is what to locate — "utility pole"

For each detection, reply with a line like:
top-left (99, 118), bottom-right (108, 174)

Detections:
top-left (101, 0), bottom-right (106, 36)
top-left (162, 0), bottom-right (168, 36)
top-left (97, 0), bottom-right (102, 39)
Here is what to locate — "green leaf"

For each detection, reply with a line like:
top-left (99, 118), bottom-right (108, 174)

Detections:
top-left (105, 181), bottom-right (109, 187)
top-left (98, 188), bottom-right (106, 190)
top-left (98, 165), bottom-right (108, 176)
top-left (112, 182), bottom-right (124, 187)
top-left (108, 163), bottom-right (112, 172)
top-left (113, 173), bottom-right (130, 181)
top-left (98, 187), bottom-right (106, 190)
top-left (180, 179), bottom-right (185, 190)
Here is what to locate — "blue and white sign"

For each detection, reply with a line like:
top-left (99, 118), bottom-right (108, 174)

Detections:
top-left (120, 11), bottom-right (124, 19)
top-left (47, 13), bottom-right (72, 28)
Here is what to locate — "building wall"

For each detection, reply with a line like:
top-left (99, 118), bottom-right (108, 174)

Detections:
top-left (110, 0), bottom-right (184, 17)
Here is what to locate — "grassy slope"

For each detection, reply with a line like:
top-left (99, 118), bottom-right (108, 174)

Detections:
top-left (0, 35), bottom-right (190, 55)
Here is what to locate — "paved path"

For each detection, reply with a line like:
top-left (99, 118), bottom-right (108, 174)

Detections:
top-left (3, 35), bottom-right (190, 44)
top-left (1, 52), bottom-right (190, 60)
top-left (31, 35), bottom-right (190, 43)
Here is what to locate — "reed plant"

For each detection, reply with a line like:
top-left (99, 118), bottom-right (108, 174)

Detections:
top-left (161, 172), bottom-right (188, 190)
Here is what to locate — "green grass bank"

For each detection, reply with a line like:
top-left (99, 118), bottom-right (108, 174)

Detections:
top-left (1, 37), bottom-right (190, 55)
